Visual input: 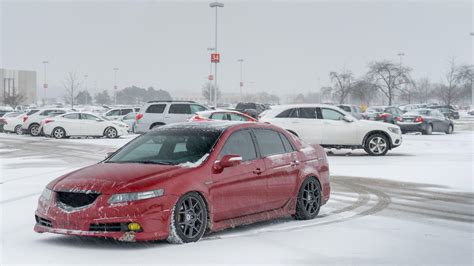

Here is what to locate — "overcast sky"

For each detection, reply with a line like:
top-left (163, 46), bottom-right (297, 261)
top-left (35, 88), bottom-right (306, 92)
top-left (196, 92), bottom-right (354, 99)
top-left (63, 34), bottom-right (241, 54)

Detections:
top-left (1, 0), bottom-right (472, 98)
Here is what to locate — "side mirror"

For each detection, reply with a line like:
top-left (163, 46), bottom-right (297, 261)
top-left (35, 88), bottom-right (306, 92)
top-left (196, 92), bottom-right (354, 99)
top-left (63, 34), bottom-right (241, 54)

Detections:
top-left (213, 154), bottom-right (242, 173)
top-left (342, 116), bottom-right (354, 123)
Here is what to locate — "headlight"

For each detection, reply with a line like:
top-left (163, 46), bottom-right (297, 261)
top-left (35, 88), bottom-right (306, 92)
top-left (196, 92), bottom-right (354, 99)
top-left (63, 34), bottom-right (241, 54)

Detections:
top-left (41, 188), bottom-right (53, 201)
top-left (388, 127), bottom-right (401, 134)
top-left (108, 189), bottom-right (164, 204)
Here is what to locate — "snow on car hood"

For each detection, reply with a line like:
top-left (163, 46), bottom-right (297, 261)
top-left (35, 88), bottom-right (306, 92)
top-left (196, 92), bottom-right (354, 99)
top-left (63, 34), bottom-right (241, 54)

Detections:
top-left (49, 163), bottom-right (195, 194)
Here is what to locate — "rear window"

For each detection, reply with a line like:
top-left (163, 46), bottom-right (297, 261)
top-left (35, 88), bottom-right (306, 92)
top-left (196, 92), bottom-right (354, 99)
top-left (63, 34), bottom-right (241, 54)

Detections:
top-left (146, 104), bottom-right (166, 114)
top-left (276, 108), bottom-right (298, 118)
top-left (254, 129), bottom-right (286, 157)
top-left (236, 103), bottom-right (256, 110)
top-left (405, 110), bottom-right (430, 116)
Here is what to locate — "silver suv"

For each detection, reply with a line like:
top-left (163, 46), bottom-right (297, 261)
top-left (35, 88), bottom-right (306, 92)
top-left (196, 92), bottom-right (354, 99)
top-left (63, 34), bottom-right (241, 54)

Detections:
top-left (134, 101), bottom-right (209, 133)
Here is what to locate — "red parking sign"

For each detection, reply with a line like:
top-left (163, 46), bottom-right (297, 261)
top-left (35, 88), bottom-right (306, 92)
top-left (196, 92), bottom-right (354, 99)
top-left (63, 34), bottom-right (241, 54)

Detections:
top-left (211, 53), bottom-right (220, 63)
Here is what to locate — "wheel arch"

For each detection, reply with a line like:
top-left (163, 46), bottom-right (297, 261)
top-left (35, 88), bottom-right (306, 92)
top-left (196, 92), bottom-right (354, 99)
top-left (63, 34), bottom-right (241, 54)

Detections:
top-left (362, 130), bottom-right (393, 149)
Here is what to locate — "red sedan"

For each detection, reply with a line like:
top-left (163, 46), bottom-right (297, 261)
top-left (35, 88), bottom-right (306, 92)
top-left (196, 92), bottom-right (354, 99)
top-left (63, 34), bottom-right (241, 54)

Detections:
top-left (34, 122), bottom-right (330, 243)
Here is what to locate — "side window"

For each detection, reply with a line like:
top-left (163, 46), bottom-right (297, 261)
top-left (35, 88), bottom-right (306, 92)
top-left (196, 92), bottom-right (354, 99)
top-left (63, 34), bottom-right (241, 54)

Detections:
top-left (81, 113), bottom-right (99, 120)
top-left (219, 130), bottom-right (257, 161)
top-left (321, 108), bottom-right (344, 121)
top-left (279, 133), bottom-right (295, 153)
top-left (106, 110), bottom-right (120, 116)
top-left (145, 104), bottom-right (166, 114)
top-left (254, 129), bottom-right (286, 157)
top-left (63, 113), bottom-right (79, 119)
top-left (229, 113), bottom-right (248, 121)
top-left (276, 108), bottom-right (298, 118)
top-left (41, 110), bottom-right (57, 116)
top-left (190, 104), bottom-right (207, 113)
top-left (298, 108), bottom-right (317, 119)
top-left (169, 104), bottom-right (191, 114)
top-left (210, 113), bottom-right (227, 120)
top-left (121, 109), bottom-right (133, 115)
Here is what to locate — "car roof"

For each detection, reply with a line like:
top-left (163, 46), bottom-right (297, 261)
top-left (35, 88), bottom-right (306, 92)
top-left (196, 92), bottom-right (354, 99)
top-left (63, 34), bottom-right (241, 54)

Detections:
top-left (153, 121), bottom-right (277, 133)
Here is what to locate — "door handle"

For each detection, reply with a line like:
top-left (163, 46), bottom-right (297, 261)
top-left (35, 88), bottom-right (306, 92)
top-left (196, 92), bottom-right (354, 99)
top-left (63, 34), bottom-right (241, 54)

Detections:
top-left (290, 160), bottom-right (300, 167)
top-left (253, 168), bottom-right (264, 175)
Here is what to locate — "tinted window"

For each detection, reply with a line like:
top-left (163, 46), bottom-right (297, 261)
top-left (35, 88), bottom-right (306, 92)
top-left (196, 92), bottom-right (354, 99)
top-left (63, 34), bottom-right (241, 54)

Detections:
top-left (321, 108), bottom-right (344, 120)
top-left (41, 110), bottom-right (61, 116)
top-left (210, 113), bottom-right (227, 120)
top-left (276, 108), bottom-right (298, 118)
top-left (236, 103), bottom-right (256, 110)
top-left (219, 130), bottom-right (257, 161)
top-left (298, 108), bottom-right (317, 119)
top-left (63, 113), bottom-right (80, 119)
top-left (190, 104), bottom-right (207, 113)
top-left (120, 109), bottom-right (133, 115)
top-left (279, 133), bottom-right (295, 152)
top-left (254, 129), bottom-right (286, 157)
top-left (146, 104), bottom-right (166, 114)
top-left (229, 113), bottom-right (248, 121)
top-left (338, 105), bottom-right (351, 112)
top-left (169, 104), bottom-right (191, 114)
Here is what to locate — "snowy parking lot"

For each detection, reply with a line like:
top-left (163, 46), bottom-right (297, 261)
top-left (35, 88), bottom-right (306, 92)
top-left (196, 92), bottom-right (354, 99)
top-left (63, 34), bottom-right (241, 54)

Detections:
top-left (0, 120), bottom-right (473, 265)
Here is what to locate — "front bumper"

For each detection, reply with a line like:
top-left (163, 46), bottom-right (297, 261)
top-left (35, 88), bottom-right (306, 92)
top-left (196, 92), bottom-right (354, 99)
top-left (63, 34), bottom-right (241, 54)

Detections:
top-left (34, 194), bottom-right (178, 241)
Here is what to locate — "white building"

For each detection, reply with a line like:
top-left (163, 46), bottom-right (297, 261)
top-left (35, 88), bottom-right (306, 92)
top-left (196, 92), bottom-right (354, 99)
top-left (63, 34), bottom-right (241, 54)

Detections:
top-left (0, 68), bottom-right (37, 106)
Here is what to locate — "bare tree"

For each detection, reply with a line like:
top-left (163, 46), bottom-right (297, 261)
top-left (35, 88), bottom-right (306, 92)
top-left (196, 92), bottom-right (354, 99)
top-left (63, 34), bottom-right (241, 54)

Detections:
top-left (366, 60), bottom-right (412, 105)
top-left (3, 93), bottom-right (26, 107)
top-left (433, 59), bottom-right (470, 105)
top-left (329, 70), bottom-right (354, 104)
top-left (201, 82), bottom-right (220, 105)
top-left (349, 79), bottom-right (378, 106)
top-left (410, 78), bottom-right (433, 103)
top-left (63, 71), bottom-right (81, 109)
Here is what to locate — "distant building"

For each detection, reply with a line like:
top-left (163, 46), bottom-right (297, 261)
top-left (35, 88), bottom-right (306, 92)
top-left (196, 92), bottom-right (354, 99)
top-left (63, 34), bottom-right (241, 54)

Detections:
top-left (0, 68), bottom-right (37, 106)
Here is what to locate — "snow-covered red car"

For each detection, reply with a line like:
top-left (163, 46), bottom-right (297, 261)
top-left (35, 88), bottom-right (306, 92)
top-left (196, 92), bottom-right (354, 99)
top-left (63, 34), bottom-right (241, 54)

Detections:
top-left (34, 121), bottom-right (330, 243)
top-left (189, 110), bottom-right (257, 122)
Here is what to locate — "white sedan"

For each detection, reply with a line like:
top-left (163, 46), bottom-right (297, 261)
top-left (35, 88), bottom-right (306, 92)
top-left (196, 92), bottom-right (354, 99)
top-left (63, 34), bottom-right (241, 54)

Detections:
top-left (2, 112), bottom-right (27, 134)
top-left (42, 112), bottom-right (129, 139)
top-left (259, 104), bottom-right (402, 156)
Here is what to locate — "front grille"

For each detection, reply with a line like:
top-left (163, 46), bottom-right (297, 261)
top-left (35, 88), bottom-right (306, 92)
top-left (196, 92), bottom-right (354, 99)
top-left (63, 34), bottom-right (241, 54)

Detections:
top-left (89, 223), bottom-right (127, 232)
top-left (35, 215), bottom-right (52, 228)
top-left (56, 191), bottom-right (100, 208)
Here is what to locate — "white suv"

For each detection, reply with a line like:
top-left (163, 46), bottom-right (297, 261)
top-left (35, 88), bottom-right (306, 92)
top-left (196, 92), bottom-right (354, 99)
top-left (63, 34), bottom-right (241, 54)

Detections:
top-left (22, 108), bottom-right (68, 136)
top-left (260, 104), bottom-right (402, 156)
top-left (134, 101), bottom-right (209, 133)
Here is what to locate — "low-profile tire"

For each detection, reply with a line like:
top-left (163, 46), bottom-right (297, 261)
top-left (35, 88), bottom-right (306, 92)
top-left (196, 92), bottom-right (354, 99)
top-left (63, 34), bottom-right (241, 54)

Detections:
top-left (167, 192), bottom-right (208, 244)
top-left (294, 177), bottom-right (322, 220)
top-left (14, 125), bottom-right (23, 135)
top-left (104, 127), bottom-right (118, 138)
top-left (52, 127), bottom-right (66, 139)
top-left (29, 124), bottom-right (41, 136)
top-left (445, 124), bottom-right (453, 134)
top-left (364, 133), bottom-right (389, 156)
top-left (422, 124), bottom-right (433, 135)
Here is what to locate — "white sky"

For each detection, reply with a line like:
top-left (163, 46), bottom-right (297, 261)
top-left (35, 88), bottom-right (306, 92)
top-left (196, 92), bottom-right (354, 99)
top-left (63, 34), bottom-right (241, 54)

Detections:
top-left (1, 0), bottom-right (473, 98)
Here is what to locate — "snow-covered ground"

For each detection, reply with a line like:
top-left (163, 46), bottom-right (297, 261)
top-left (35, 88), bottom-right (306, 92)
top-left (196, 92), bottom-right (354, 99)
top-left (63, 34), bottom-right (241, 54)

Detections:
top-left (0, 120), bottom-right (472, 265)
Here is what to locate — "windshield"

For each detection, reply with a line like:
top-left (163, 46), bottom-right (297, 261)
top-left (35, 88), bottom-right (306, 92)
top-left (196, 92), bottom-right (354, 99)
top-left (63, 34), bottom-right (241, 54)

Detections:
top-left (107, 128), bottom-right (222, 165)
top-left (405, 110), bottom-right (430, 116)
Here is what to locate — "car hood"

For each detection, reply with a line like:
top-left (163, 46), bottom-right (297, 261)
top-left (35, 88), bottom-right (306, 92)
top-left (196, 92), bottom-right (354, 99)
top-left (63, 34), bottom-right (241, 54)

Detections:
top-left (356, 119), bottom-right (395, 129)
top-left (49, 163), bottom-right (196, 194)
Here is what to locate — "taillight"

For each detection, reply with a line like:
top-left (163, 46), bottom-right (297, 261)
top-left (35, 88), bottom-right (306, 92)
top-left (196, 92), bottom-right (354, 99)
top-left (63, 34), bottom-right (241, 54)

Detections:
top-left (395, 116), bottom-right (403, 122)
top-left (136, 113), bottom-right (143, 121)
top-left (378, 113), bottom-right (390, 119)
top-left (23, 116), bottom-right (28, 122)
top-left (44, 119), bottom-right (54, 124)
top-left (414, 116), bottom-right (424, 123)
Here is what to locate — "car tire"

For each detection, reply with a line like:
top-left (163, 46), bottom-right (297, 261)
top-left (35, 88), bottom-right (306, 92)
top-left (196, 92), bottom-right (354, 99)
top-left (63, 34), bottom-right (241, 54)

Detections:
top-left (423, 124), bottom-right (433, 135)
top-left (364, 133), bottom-right (389, 156)
top-left (52, 127), bottom-right (66, 139)
top-left (294, 176), bottom-right (321, 220)
top-left (14, 125), bottom-right (22, 135)
top-left (104, 127), bottom-right (118, 138)
top-left (167, 192), bottom-right (208, 244)
top-left (29, 124), bottom-right (41, 136)
top-left (445, 124), bottom-right (453, 134)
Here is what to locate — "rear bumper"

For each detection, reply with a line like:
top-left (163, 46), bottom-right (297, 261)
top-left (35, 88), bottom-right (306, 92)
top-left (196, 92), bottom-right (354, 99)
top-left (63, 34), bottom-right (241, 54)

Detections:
top-left (397, 122), bottom-right (427, 133)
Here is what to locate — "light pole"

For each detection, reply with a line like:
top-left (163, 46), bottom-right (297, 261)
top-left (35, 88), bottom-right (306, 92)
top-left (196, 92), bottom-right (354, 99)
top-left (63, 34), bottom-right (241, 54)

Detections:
top-left (84, 74), bottom-right (88, 106)
top-left (237, 59), bottom-right (244, 102)
top-left (207, 47), bottom-right (215, 105)
top-left (42, 61), bottom-right (48, 106)
top-left (209, 2), bottom-right (224, 108)
top-left (113, 68), bottom-right (119, 105)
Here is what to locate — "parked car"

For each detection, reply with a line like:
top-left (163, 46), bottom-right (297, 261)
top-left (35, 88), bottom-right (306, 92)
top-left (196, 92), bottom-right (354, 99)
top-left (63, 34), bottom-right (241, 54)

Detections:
top-left (120, 112), bottom-right (137, 133)
top-left (0, 106), bottom-right (14, 117)
top-left (103, 107), bottom-right (140, 121)
top-left (22, 108), bottom-right (69, 136)
top-left (34, 121), bottom-right (330, 243)
top-left (189, 110), bottom-right (257, 122)
top-left (427, 105), bottom-right (460, 119)
top-left (41, 112), bottom-right (129, 139)
top-left (468, 108), bottom-right (474, 116)
top-left (2, 112), bottom-right (27, 134)
top-left (235, 102), bottom-right (267, 118)
top-left (396, 109), bottom-right (454, 135)
top-left (134, 101), bottom-right (210, 133)
top-left (362, 106), bottom-right (403, 124)
top-left (337, 104), bottom-right (363, 119)
top-left (399, 104), bottom-right (428, 113)
top-left (260, 104), bottom-right (402, 156)
top-left (0, 112), bottom-right (24, 132)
